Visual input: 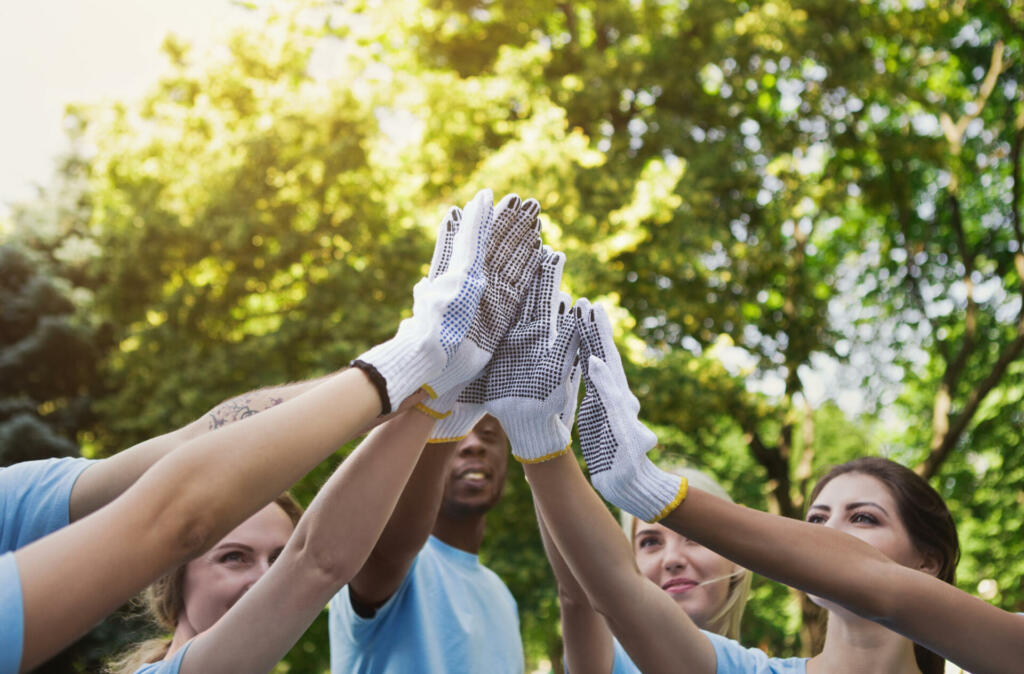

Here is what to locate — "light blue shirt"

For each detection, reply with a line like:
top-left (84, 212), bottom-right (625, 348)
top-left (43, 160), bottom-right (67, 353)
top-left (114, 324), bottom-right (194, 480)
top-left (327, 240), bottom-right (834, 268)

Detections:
top-left (133, 641), bottom-right (192, 674)
top-left (329, 535), bottom-right (524, 674)
top-left (0, 457), bottom-right (93, 553)
top-left (605, 634), bottom-right (806, 674)
top-left (706, 632), bottom-right (806, 673)
top-left (0, 457), bottom-right (94, 674)
top-left (0, 553), bottom-right (24, 674)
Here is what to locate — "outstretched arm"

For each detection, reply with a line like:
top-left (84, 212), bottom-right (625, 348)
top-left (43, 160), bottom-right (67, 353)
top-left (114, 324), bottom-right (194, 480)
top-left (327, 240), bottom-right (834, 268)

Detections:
top-left (524, 454), bottom-right (715, 674)
top-left (16, 368), bottom-right (387, 671)
top-left (348, 190), bottom-right (545, 611)
top-left (660, 488), bottom-right (1024, 674)
top-left (533, 500), bottom-right (615, 674)
top-left (11, 188), bottom-right (497, 672)
top-left (69, 377), bottom-right (331, 521)
top-left (180, 408), bottom-right (437, 673)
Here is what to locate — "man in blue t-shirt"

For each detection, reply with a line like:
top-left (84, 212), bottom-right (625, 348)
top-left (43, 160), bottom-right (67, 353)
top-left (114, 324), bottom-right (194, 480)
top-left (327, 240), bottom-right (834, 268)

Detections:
top-left (329, 413), bottom-right (524, 673)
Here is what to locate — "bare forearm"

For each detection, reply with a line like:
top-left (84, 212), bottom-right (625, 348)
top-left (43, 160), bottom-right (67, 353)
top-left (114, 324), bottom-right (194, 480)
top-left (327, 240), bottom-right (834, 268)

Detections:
top-left (349, 429), bottom-right (457, 606)
top-left (534, 505), bottom-right (614, 674)
top-left (17, 368), bottom-right (381, 671)
top-left (290, 409), bottom-right (436, 594)
top-left (181, 410), bottom-right (437, 673)
top-left (69, 374), bottom-right (335, 521)
top-left (525, 454), bottom-right (648, 612)
top-left (524, 454), bottom-right (714, 674)
top-left (663, 488), bottom-right (1024, 673)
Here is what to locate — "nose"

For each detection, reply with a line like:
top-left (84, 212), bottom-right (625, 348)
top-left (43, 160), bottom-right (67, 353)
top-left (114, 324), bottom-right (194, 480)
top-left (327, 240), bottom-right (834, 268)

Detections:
top-left (457, 436), bottom-right (487, 457)
top-left (241, 560), bottom-right (271, 593)
top-left (661, 539), bottom-right (691, 572)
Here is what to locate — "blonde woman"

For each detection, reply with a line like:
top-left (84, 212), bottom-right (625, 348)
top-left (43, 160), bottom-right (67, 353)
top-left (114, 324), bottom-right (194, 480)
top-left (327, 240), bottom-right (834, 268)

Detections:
top-left (107, 493), bottom-right (304, 671)
top-left (0, 187), bottom-right (540, 673)
top-left (532, 466), bottom-right (751, 673)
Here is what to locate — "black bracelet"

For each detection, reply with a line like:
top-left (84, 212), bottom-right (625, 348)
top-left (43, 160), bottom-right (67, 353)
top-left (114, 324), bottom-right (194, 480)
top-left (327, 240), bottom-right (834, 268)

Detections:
top-left (350, 359), bottom-right (392, 414)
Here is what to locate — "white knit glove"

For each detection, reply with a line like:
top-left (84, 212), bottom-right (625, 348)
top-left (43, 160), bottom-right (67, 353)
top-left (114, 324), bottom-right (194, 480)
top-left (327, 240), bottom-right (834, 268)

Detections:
top-left (483, 248), bottom-right (581, 463)
top-left (352, 191), bottom-right (491, 413)
top-left (574, 298), bottom-right (687, 522)
top-left (425, 376), bottom-right (487, 443)
top-left (416, 192), bottom-right (544, 438)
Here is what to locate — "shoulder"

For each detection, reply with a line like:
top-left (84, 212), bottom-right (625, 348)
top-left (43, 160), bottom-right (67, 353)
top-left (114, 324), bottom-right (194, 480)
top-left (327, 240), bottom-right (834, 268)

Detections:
top-left (330, 549), bottom-right (424, 631)
top-left (702, 631), bottom-right (807, 674)
top-left (132, 641), bottom-right (192, 674)
top-left (0, 457), bottom-right (95, 552)
top-left (0, 457), bottom-right (92, 492)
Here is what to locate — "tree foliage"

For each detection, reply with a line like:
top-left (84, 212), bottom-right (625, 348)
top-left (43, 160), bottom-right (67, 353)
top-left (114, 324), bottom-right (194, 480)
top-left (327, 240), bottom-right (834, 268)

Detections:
top-left (6, 0), bottom-right (1024, 669)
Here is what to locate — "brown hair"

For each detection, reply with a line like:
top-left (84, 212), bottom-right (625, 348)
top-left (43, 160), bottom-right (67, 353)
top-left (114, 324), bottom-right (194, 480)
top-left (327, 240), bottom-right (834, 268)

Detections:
top-left (106, 493), bottom-right (303, 674)
top-left (808, 457), bottom-right (959, 674)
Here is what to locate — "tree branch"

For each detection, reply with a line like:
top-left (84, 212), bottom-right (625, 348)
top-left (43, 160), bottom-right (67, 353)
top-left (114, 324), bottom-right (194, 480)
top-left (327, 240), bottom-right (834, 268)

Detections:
top-left (938, 193), bottom-right (977, 395)
top-left (740, 420), bottom-right (798, 518)
top-left (886, 156), bottom-right (945, 359)
top-left (939, 41), bottom-right (1005, 153)
top-left (919, 319), bottom-right (1024, 478)
top-left (1010, 104), bottom-right (1024, 300)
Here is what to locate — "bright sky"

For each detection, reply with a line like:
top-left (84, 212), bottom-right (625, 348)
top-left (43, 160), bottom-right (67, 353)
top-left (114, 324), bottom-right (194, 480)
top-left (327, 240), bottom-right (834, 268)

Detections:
top-left (0, 0), bottom-right (251, 217)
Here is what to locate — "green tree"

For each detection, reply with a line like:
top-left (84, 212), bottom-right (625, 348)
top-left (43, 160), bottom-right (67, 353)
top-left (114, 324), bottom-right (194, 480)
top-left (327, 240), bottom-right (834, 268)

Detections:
top-left (12, 0), bottom-right (1024, 668)
top-left (0, 244), bottom-right (97, 465)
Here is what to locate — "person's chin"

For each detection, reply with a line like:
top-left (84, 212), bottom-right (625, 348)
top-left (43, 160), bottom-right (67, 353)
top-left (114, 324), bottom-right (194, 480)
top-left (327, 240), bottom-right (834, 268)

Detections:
top-left (443, 493), bottom-right (495, 518)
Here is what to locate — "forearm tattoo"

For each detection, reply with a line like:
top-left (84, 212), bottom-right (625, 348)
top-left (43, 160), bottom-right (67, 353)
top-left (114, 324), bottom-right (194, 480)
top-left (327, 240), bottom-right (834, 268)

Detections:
top-left (206, 393), bottom-right (285, 430)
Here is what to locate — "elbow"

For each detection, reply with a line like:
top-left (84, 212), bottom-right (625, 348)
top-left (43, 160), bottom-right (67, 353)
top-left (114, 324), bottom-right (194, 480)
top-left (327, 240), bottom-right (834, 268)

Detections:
top-left (557, 583), bottom-right (593, 613)
top-left (287, 529), bottom-right (362, 590)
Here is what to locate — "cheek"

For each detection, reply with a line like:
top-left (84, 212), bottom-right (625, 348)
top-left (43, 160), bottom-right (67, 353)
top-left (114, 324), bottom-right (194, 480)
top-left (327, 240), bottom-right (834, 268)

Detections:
top-left (635, 552), bottom-right (660, 582)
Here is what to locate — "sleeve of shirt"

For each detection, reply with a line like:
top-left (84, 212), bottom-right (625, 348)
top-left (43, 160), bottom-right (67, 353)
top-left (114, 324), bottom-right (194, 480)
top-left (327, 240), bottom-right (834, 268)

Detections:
top-left (329, 555), bottom-right (419, 645)
top-left (0, 458), bottom-right (95, 553)
top-left (703, 631), bottom-right (806, 674)
top-left (0, 553), bottom-right (25, 674)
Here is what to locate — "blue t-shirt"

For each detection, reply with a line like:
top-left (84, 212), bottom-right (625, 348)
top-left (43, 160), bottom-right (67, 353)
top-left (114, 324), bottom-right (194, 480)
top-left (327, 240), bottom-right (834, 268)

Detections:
top-left (329, 535), bottom-right (524, 673)
top-left (133, 641), bottom-right (192, 674)
top-left (0, 457), bottom-right (93, 553)
top-left (605, 634), bottom-right (806, 674)
top-left (0, 457), bottom-right (94, 674)
top-left (0, 553), bottom-right (24, 674)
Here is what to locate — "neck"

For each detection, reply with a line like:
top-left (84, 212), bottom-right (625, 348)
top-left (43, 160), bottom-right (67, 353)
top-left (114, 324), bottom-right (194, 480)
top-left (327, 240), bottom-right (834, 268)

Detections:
top-left (432, 511), bottom-right (487, 553)
top-left (166, 620), bottom-right (198, 659)
top-left (808, 610), bottom-right (921, 674)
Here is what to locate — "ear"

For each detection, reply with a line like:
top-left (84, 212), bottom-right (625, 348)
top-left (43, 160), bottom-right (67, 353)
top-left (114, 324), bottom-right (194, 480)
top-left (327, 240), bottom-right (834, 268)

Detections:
top-left (917, 552), bottom-right (942, 577)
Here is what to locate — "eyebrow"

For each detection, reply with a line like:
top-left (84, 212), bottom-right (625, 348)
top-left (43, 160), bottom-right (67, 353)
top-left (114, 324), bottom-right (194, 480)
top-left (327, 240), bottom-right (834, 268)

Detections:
top-left (808, 501), bottom-right (890, 516)
top-left (212, 542), bottom-right (254, 553)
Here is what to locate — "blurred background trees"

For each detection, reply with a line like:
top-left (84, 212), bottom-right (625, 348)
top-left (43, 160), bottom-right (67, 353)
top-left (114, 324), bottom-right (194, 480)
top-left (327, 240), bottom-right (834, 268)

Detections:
top-left (2, 0), bottom-right (1021, 670)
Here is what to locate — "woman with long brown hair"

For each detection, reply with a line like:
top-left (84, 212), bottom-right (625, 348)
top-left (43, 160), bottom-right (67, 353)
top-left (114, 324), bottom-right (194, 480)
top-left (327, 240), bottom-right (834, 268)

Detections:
top-left (546, 297), bottom-right (1022, 674)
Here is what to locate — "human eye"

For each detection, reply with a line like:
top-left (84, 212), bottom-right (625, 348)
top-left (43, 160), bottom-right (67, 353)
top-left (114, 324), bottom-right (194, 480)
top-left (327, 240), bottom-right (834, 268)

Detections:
top-left (218, 550), bottom-right (246, 564)
top-left (806, 513), bottom-right (826, 524)
top-left (637, 535), bottom-right (661, 549)
top-left (850, 511), bottom-right (879, 525)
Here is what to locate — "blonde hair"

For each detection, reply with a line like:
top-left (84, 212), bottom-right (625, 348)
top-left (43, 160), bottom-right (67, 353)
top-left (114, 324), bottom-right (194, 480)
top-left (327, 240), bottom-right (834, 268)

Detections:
top-left (106, 493), bottom-right (303, 674)
top-left (621, 467), bottom-right (752, 640)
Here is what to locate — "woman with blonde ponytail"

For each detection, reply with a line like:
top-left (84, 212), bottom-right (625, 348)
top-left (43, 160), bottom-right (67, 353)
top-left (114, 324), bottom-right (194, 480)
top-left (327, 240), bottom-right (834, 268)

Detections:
top-left (101, 406), bottom-right (440, 674)
top-left (107, 494), bottom-right (303, 674)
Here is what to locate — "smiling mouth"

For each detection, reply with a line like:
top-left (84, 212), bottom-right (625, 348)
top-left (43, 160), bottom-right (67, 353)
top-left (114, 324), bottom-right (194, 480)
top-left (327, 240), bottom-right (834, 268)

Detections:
top-left (662, 579), bottom-right (698, 594)
top-left (454, 467), bottom-right (493, 490)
